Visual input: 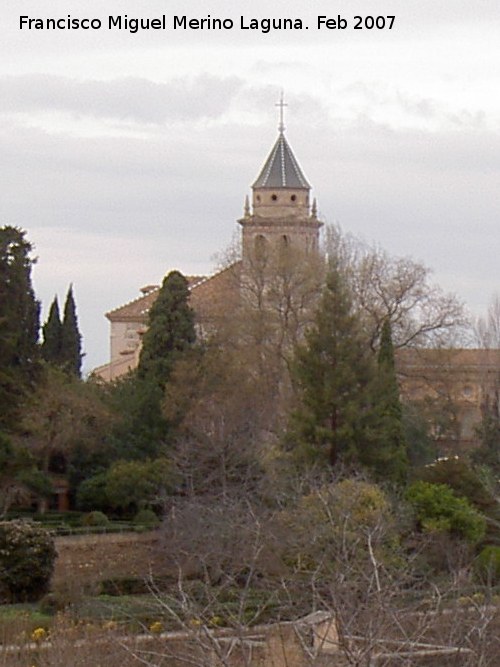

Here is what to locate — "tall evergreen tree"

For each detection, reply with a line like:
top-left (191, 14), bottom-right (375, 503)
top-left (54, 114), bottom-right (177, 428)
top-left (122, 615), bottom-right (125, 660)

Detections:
top-left (288, 263), bottom-right (374, 468)
top-left (138, 270), bottom-right (196, 389)
top-left (360, 318), bottom-right (408, 484)
top-left (0, 226), bottom-right (40, 428)
top-left (41, 297), bottom-right (62, 366)
top-left (105, 271), bottom-right (197, 460)
top-left (61, 285), bottom-right (82, 378)
top-left (471, 387), bottom-right (500, 474)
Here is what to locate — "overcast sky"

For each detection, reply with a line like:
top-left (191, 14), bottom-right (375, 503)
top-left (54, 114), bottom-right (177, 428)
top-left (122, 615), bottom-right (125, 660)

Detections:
top-left (1, 0), bottom-right (499, 372)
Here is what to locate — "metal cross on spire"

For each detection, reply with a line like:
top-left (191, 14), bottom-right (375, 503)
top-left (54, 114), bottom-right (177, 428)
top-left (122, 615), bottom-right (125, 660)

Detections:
top-left (276, 92), bottom-right (287, 134)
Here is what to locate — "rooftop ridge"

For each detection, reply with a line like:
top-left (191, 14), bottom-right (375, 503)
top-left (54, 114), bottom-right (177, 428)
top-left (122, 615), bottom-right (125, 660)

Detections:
top-left (105, 287), bottom-right (160, 318)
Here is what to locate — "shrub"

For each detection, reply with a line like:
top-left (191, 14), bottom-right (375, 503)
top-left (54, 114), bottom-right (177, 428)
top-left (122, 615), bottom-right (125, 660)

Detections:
top-left (81, 510), bottom-right (109, 527)
top-left (405, 481), bottom-right (486, 544)
top-left (133, 508), bottom-right (160, 528)
top-left (476, 545), bottom-right (500, 584)
top-left (418, 457), bottom-right (498, 514)
top-left (100, 576), bottom-right (147, 596)
top-left (0, 520), bottom-right (56, 602)
top-left (76, 472), bottom-right (109, 512)
top-left (39, 591), bottom-right (70, 615)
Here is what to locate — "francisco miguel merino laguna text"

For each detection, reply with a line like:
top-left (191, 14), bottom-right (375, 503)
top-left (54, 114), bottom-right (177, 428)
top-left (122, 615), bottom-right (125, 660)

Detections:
top-left (19, 15), bottom-right (309, 33)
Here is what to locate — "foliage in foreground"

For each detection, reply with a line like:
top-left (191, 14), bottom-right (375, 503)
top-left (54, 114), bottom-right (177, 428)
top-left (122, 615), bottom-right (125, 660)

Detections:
top-left (0, 520), bottom-right (56, 602)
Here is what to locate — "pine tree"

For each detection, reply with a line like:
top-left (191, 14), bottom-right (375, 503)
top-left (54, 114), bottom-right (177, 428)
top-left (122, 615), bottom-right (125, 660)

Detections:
top-left (138, 270), bottom-right (196, 389)
top-left (41, 297), bottom-right (62, 366)
top-left (288, 263), bottom-right (374, 468)
top-left (360, 318), bottom-right (408, 484)
top-left (0, 226), bottom-right (40, 428)
top-left (61, 285), bottom-right (82, 378)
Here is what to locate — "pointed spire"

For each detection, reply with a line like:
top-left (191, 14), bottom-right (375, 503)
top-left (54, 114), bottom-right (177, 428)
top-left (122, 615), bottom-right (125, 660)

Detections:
top-left (253, 133), bottom-right (310, 189)
top-left (252, 94), bottom-right (310, 189)
top-left (244, 195), bottom-right (250, 217)
top-left (311, 198), bottom-right (317, 218)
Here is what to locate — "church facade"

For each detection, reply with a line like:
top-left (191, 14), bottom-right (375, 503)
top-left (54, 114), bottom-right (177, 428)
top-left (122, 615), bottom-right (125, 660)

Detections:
top-left (93, 121), bottom-right (499, 457)
top-left (94, 123), bottom-right (322, 382)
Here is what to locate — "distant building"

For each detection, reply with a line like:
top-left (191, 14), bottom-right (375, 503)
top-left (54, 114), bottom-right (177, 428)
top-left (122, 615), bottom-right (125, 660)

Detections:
top-left (397, 347), bottom-right (500, 456)
top-left (94, 118), bottom-right (322, 382)
top-left (93, 114), bottom-right (499, 455)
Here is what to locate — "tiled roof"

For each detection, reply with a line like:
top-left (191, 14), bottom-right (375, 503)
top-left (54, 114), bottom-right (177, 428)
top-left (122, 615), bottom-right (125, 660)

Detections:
top-left (106, 275), bottom-right (205, 322)
top-left (92, 353), bottom-right (138, 381)
top-left (189, 262), bottom-right (241, 323)
top-left (253, 132), bottom-right (310, 189)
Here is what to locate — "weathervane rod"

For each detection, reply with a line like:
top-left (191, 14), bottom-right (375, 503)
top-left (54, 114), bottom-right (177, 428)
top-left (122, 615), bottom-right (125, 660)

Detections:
top-left (276, 91), bottom-right (287, 133)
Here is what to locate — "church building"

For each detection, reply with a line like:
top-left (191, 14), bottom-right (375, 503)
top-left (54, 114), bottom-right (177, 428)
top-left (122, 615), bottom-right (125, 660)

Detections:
top-left (93, 110), bottom-right (499, 459)
top-left (94, 110), bottom-right (322, 382)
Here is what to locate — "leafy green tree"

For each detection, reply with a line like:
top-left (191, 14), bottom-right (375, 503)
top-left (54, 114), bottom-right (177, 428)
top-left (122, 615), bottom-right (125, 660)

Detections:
top-left (41, 296), bottom-right (63, 365)
top-left (0, 226), bottom-right (40, 428)
top-left (0, 432), bottom-right (51, 517)
top-left (18, 367), bottom-right (113, 510)
top-left (418, 457), bottom-right (496, 515)
top-left (476, 545), bottom-right (500, 584)
top-left (104, 458), bottom-right (173, 513)
top-left (138, 270), bottom-right (196, 389)
top-left (61, 285), bottom-right (83, 377)
top-left (103, 373), bottom-right (169, 461)
top-left (417, 456), bottom-right (500, 543)
top-left (405, 480), bottom-right (486, 544)
top-left (75, 471), bottom-right (109, 512)
top-left (288, 264), bottom-right (374, 468)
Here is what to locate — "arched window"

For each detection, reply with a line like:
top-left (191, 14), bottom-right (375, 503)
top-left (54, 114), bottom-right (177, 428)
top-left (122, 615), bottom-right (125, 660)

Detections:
top-left (254, 234), bottom-right (268, 262)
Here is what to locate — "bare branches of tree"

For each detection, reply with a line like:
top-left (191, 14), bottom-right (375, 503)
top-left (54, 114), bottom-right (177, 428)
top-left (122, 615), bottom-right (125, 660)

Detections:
top-left (324, 224), bottom-right (469, 351)
top-left (476, 294), bottom-right (500, 350)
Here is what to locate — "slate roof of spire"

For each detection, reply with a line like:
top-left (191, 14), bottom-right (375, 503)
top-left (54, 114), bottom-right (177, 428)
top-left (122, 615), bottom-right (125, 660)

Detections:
top-left (252, 132), bottom-right (310, 189)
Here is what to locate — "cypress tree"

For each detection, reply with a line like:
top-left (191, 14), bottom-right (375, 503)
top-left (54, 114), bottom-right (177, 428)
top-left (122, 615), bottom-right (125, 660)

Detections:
top-left (107, 271), bottom-right (197, 458)
top-left (41, 297), bottom-right (62, 366)
top-left (138, 270), bottom-right (196, 389)
top-left (0, 226), bottom-right (40, 428)
top-left (360, 318), bottom-right (408, 483)
top-left (61, 285), bottom-right (82, 378)
top-left (471, 389), bottom-right (500, 473)
top-left (288, 263), bottom-right (374, 468)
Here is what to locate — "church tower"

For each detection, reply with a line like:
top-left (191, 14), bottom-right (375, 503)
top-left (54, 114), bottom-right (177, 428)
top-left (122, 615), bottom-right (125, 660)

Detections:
top-left (239, 97), bottom-right (322, 264)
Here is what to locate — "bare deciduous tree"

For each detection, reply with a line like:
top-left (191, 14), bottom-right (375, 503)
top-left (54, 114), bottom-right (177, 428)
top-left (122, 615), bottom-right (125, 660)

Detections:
top-left (324, 224), bottom-right (469, 351)
top-left (476, 293), bottom-right (500, 349)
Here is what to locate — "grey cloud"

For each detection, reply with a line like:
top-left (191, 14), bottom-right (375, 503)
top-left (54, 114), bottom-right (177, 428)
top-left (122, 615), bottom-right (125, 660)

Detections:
top-left (0, 74), bottom-right (242, 124)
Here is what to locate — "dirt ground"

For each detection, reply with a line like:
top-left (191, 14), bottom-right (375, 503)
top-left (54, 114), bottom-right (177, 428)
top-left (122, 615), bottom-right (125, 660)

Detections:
top-left (52, 531), bottom-right (169, 595)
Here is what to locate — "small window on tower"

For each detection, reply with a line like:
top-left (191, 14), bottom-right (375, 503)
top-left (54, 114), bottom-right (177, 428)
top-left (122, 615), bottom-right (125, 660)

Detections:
top-left (291, 194), bottom-right (296, 202)
top-left (271, 194), bottom-right (278, 201)
top-left (255, 234), bottom-right (268, 261)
